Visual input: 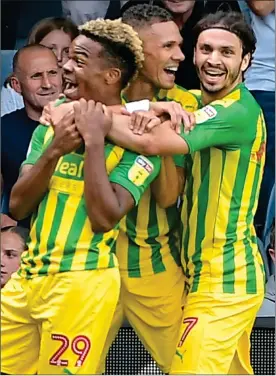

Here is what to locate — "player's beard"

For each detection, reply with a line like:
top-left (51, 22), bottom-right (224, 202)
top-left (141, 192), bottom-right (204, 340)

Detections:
top-left (197, 61), bottom-right (242, 95)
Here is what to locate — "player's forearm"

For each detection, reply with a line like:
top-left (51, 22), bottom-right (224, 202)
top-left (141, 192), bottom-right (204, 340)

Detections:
top-left (107, 114), bottom-right (152, 155)
top-left (151, 157), bottom-right (181, 208)
top-left (83, 138), bottom-right (124, 233)
top-left (9, 146), bottom-right (60, 220)
top-left (108, 115), bottom-right (189, 156)
top-left (246, 0), bottom-right (275, 16)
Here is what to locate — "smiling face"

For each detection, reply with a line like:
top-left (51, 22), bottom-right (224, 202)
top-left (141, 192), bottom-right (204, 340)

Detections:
top-left (63, 34), bottom-right (121, 102)
top-left (138, 21), bottom-right (184, 90)
top-left (194, 28), bottom-right (250, 98)
top-left (1, 232), bottom-right (25, 288)
top-left (12, 48), bottom-right (62, 111)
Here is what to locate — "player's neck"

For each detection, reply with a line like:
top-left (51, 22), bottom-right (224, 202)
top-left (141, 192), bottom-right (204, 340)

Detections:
top-left (123, 77), bottom-right (157, 102)
top-left (201, 79), bottom-right (242, 106)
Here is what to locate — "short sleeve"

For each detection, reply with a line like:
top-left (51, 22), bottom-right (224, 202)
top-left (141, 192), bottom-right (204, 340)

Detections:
top-left (21, 125), bottom-right (48, 167)
top-left (180, 100), bottom-right (256, 153)
top-left (109, 151), bottom-right (161, 205)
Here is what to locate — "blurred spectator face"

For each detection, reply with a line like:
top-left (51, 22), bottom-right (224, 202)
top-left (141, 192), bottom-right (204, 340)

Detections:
top-left (194, 29), bottom-right (250, 95)
top-left (63, 35), bottom-right (113, 101)
top-left (40, 29), bottom-right (71, 68)
top-left (1, 232), bottom-right (24, 288)
top-left (138, 21), bottom-right (184, 90)
top-left (11, 48), bottom-right (62, 112)
top-left (163, 0), bottom-right (195, 14)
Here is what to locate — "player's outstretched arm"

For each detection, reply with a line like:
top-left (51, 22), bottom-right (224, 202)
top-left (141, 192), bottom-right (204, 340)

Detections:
top-left (10, 112), bottom-right (82, 220)
top-left (108, 114), bottom-right (189, 156)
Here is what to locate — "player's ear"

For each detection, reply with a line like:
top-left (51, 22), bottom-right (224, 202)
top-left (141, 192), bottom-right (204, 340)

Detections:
top-left (105, 68), bottom-right (121, 86)
top-left (241, 53), bottom-right (250, 73)
top-left (193, 47), bottom-right (196, 65)
top-left (10, 75), bottom-right (22, 94)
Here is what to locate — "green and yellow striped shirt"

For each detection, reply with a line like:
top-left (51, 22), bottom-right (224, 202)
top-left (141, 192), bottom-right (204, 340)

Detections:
top-left (180, 83), bottom-right (266, 294)
top-left (19, 125), bottom-right (160, 279)
top-left (117, 85), bottom-right (198, 277)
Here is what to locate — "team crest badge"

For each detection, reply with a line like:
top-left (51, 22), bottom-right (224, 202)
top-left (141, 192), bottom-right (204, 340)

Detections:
top-left (128, 156), bottom-right (154, 186)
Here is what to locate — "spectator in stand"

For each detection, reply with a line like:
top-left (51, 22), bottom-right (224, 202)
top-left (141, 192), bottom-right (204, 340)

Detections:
top-left (61, 0), bottom-right (127, 23)
top-left (1, 17), bottom-right (78, 116)
top-left (1, 225), bottom-right (29, 288)
top-left (239, 0), bottom-right (275, 237)
top-left (1, 45), bottom-right (63, 229)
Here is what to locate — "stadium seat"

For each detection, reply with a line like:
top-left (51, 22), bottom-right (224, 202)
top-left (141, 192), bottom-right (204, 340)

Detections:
top-left (1, 50), bottom-right (17, 87)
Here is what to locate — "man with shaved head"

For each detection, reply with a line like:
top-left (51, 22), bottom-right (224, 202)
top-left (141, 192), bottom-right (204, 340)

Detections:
top-left (1, 44), bottom-right (62, 228)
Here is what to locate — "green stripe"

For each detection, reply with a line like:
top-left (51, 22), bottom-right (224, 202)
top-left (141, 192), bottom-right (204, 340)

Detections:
top-left (192, 149), bottom-right (210, 292)
top-left (59, 198), bottom-right (87, 272)
top-left (166, 207), bottom-right (182, 267)
top-left (38, 193), bottom-right (69, 275)
top-left (223, 150), bottom-right (251, 293)
top-left (147, 195), bottom-right (166, 274)
top-left (108, 236), bottom-right (117, 268)
top-left (24, 194), bottom-right (49, 278)
top-left (182, 157), bottom-right (194, 284)
top-left (85, 233), bottom-right (103, 269)
top-left (126, 206), bottom-right (140, 277)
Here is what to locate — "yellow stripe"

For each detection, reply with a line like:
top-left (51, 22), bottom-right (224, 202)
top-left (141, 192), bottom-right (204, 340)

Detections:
top-left (35, 190), bottom-right (59, 273)
top-left (234, 112), bottom-right (266, 293)
top-left (202, 149), bottom-right (223, 293)
top-left (134, 190), bottom-right (153, 275)
top-left (213, 150), bottom-right (240, 248)
top-left (251, 113), bottom-right (266, 293)
top-left (155, 204), bottom-right (176, 269)
top-left (47, 194), bottom-right (81, 274)
top-left (44, 126), bottom-right (54, 144)
top-left (106, 145), bottom-right (125, 173)
top-left (97, 229), bottom-right (119, 269)
top-left (181, 194), bottom-right (188, 270)
top-left (161, 87), bottom-right (199, 112)
top-left (187, 153), bottom-right (201, 283)
top-left (20, 216), bottom-right (39, 278)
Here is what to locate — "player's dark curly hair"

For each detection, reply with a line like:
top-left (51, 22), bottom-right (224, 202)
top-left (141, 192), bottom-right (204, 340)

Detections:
top-left (122, 3), bottom-right (173, 30)
top-left (194, 11), bottom-right (256, 65)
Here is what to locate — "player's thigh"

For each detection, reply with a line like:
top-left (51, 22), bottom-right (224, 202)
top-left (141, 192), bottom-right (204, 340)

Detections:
top-left (1, 275), bottom-right (40, 375)
top-left (37, 268), bottom-right (120, 375)
top-left (122, 268), bottom-right (185, 373)
top-left (96, 298), bottom-right (125, 374)
top-left (171, 293), bottom-right (263, 375)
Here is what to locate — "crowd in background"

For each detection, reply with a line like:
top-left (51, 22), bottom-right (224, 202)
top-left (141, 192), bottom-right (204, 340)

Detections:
top-left (1, 0), bottom-right (275, 374)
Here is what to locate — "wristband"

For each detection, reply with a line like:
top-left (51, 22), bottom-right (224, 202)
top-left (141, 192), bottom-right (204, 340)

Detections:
top-left (125, 99), bottom-right (150, 113)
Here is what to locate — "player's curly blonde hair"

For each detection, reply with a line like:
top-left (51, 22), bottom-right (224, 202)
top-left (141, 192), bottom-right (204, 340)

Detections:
top-left (79, 18), bottom-right (144, 88)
